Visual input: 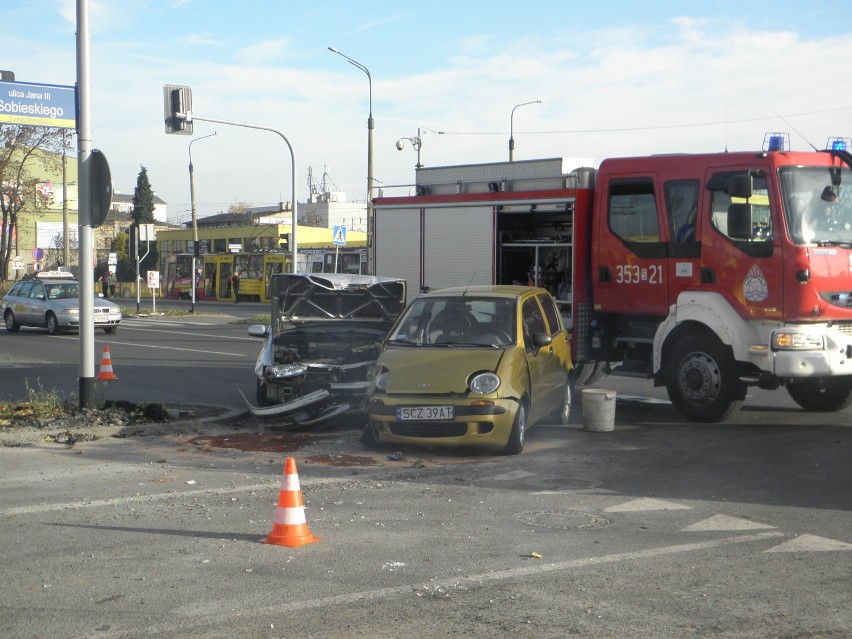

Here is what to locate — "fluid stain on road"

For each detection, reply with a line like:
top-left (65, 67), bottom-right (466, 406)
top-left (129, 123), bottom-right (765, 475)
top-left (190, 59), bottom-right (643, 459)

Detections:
top-left (186, 431), bottom-right (336, 453)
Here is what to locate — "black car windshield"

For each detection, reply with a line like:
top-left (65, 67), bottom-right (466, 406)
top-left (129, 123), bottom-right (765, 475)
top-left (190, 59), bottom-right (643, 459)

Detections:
top-left (388, 296), bottom-right (515, 347)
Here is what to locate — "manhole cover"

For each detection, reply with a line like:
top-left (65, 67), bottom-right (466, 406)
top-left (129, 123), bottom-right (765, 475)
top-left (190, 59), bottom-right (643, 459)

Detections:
top-left (512, 510), bottom-right (613, 530)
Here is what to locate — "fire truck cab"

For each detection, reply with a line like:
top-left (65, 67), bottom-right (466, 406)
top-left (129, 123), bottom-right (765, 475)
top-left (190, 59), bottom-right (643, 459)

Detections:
top-left (373, 138), bottom-right (852, 422)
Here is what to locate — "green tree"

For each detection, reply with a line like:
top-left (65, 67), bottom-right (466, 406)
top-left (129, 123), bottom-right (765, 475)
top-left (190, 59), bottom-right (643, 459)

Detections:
top-left (0, 125), bottom-right (68, 287)
top-left (111, 231), bottom-right (134, 282)
top-left (131, 166), bottom-right (155, 224)
top-left (130, 166), bottom-right (158, 273)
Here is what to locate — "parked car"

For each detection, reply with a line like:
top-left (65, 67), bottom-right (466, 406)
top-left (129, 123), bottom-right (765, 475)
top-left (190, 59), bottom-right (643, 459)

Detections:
top-left (244, 272), bottom-right (407, 427)
top-left (364, 285), bottom-right (573, 454)
top-left (2, 272), bottom-right (122, 334)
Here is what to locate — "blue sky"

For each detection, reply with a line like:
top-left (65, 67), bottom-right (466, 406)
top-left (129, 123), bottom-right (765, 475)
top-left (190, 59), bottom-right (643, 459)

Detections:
top-left (4, 1), bottom-right (852, 222)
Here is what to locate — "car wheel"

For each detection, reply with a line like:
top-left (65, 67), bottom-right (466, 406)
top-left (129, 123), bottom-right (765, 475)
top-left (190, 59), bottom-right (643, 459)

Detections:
top-left (103, 326), bottom-right (117, 334)
top-left (46, 312), bottom-right (60, 335)
top-left (787, 377), bottom-right (852, 412)
top-left (359, 421), bottom-right (380, 446)
top-left (256, 378), bottom-right (271, 407)
top-left (4, 311), bottom-right (20, 333)
top-left (503, 400), bottom-right (527, 455)
top-left (553, 381), bottom-right (573, 425)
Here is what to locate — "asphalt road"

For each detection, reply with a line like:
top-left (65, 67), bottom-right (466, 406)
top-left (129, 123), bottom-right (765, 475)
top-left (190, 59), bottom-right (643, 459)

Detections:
top-left (0, 298), bottom-right (266, 407)
top-left (1, 300), bottom-right (850, 638)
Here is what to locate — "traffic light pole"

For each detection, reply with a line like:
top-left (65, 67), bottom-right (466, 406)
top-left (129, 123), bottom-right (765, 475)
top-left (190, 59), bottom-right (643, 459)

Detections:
top-left (163, 94), bottom-right (298, 272)
top-left (192, 115), bottom-right (298, 272)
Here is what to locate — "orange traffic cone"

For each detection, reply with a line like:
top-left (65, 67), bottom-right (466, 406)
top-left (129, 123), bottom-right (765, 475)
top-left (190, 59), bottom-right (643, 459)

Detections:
top-left (260, 457), bottom-right (320, 547)
top-left (97, 345), bottom-right (118, 381)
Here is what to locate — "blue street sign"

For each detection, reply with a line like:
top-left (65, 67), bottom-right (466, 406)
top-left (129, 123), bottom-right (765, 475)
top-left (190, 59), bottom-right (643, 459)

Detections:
top-left (332, 225), bottom-right (347, 246)
top-left (0, 80), bottom-right (77, 129)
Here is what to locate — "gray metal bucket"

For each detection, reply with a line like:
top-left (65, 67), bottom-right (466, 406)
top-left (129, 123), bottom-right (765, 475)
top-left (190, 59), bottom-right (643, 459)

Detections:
top-left (581, 389), bottom-right (616, 432)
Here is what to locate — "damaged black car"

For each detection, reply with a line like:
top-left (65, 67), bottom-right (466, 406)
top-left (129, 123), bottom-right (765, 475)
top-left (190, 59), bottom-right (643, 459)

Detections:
top-left (243, 273), bottom-right (407, 426)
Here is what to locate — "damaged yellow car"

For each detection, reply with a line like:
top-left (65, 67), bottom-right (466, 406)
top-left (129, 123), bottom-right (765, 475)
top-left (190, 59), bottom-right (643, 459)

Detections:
top-left (364, 285), bottom-right (573, 454)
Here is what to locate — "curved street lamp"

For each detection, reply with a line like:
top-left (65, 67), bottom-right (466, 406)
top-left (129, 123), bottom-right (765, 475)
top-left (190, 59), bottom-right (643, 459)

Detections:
top-left (509, 99), bottom-right (542, 161)
top-left (329, 46), bottom-right (374, 273)
top-left (188, 132), bottom-right (217, 312)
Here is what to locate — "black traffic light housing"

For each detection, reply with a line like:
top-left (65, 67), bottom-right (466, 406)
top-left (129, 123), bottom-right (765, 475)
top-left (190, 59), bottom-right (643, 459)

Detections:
top-left (163, 84), bottom-right (193, 135)
top-left (279, 233), bottom-right (289, 251)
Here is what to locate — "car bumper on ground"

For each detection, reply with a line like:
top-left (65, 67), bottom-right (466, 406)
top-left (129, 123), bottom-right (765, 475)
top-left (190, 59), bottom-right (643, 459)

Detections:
top-left (367, 396), bottom-right (517, 449)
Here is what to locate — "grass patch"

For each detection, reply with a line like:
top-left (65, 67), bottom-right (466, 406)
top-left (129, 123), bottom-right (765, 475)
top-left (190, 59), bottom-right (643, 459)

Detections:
top-left (0, 379), bottom-right (67, 424)
top-left (231, 314), bottom-right (271, 325)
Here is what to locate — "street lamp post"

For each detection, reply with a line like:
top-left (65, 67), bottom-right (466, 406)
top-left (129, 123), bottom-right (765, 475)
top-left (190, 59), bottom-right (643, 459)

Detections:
top-left (188, 132), bottom-right (217, 312)
top-left (328, 47), bottom-right (374, 274)
top-left (509, 100), bottom-right (542, 161)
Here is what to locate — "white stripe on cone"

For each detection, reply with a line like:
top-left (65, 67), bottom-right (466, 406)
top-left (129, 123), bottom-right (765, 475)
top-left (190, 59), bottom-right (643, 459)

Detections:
top-left (274, 505), bottom-right (307, 526)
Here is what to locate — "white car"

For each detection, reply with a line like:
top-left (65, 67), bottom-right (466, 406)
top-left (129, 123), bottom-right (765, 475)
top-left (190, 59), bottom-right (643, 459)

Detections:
top-left (1, 272), bottom-right (122, 335)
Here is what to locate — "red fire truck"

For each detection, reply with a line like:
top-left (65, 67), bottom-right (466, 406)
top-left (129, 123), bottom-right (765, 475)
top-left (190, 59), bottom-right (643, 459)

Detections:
top-left (372, 135), bottom-right (852, 421)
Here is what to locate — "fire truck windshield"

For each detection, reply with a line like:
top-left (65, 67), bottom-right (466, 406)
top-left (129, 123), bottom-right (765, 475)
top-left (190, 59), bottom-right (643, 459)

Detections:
top-left (780, 166), bottom-right (852, 245)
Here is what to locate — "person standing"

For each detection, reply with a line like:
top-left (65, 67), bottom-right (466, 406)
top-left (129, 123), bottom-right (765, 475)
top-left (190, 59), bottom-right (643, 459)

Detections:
top-left (100, 270), bottom-right (109, 297)
top-left (232, 272), bottom-right (241, 303)
top-left (107, 271), bottom-right (117, 297)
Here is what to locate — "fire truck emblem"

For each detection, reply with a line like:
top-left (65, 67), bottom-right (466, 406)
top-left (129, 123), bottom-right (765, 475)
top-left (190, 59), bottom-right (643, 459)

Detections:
top-left (743, 264), bottom-right (769, 302)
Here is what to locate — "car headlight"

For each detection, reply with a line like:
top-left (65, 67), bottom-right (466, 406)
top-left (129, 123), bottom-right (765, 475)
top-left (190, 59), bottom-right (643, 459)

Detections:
top-left (62, 308), bottom-right (79, 316)
top-left (772, 331), bottom-right (824, 351)
top-left (265, 364), bottom-right (307, 380)
top-left (469, 372), bottom-right (500, 394)
top-left (372, 369), bottom-right (389, 393)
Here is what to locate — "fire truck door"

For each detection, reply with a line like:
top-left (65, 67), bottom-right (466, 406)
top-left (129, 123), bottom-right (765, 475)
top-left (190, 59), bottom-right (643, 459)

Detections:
top-left (663, 179), bottom-right (702, 302)
top-left (593, 177), bottom-right (671, 316)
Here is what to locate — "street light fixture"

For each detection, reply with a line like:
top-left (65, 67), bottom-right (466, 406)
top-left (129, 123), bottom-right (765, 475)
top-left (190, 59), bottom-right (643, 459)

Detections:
top-left (396, 128), bottom-right (423, 169)
top-left (509, 99), bottom-right (542, 161)
top-left (328, 46), bottom-right (374, 274)
top-left (188, 131), bottom-right (217, 312)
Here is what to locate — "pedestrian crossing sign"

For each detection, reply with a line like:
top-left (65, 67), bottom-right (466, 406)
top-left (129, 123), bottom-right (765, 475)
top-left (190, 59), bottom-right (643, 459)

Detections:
top-left (332, 225), bottom-right (347, 246)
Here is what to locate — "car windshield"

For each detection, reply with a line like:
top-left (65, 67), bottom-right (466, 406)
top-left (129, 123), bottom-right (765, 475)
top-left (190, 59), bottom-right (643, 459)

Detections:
top-left (780, 165), bottom-right (852, 245)
top-left (388, 296), bottom-right (516, 347)
top-left (45, 283), bottom-right (79, 299)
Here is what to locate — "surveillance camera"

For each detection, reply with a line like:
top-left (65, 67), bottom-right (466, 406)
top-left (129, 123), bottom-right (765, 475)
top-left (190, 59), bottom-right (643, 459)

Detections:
top-left (395, 139), bottom-right (404, 151)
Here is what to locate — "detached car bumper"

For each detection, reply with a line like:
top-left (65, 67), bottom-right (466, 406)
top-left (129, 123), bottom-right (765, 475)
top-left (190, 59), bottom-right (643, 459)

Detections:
top-left (366, 396), bottom-right (517, 449)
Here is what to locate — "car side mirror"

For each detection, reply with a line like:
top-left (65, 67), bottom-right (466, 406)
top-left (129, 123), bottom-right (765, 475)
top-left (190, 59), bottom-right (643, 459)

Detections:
top-left (532, 332), bottom-right (552, 349)
top-left (248, 324), bottom-right (269, 338)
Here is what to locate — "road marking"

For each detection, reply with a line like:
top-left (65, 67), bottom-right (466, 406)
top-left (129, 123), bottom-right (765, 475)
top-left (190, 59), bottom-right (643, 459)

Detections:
top-left (605, 497), bottom-right (693, 512)
top-left (115, 324), bottom-right (256, 341)
top-left (102, 340), bottom-right (248, 356)
top-left (0, 480), bottom-right (335, 516)
top-left (483, 470), bottom-right (537, 481)
top-left (765, 534), bottom-right (852, 553)
top-left (160, 531), bottom-right (784, 632)
top-left (683, 514), bottom-right (776, 531)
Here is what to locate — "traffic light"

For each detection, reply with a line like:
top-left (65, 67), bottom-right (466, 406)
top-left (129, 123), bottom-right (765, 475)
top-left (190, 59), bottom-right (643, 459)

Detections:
top-left (128, 225), bottom-right (138, 262)
top-left (163, 84), bottom-right (193, 135)
top-left (279, 233), bottom-right (289, 251)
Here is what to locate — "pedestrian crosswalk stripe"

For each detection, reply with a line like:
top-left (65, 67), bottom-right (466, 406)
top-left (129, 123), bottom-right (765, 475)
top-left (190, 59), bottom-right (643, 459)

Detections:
top-left (682, 514), bottom-right (775, 531)
top-left (764, 534), bottom-right (852, 553)
top-left (604, 497), bottom-right (692, 512)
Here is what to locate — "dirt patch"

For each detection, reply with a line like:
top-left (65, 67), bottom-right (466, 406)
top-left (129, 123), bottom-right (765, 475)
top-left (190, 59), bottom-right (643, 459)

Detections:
top-left (0, 401), bottom-right (231, 447)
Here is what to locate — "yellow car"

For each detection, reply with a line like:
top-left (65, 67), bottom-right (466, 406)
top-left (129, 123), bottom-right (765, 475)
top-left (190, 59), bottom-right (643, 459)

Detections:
top-left (365, 285), bottom-right (573, 454)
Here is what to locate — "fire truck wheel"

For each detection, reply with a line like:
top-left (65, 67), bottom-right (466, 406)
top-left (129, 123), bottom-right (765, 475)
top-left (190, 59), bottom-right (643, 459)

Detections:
top-left (572, 361), bottom-right (606, 386)
top-left (786, 377), bottom-right (852, 412)
top-left (665, 333), bottom-right (745, 422)
top-left (503, 399), bottom-right (527, 455)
